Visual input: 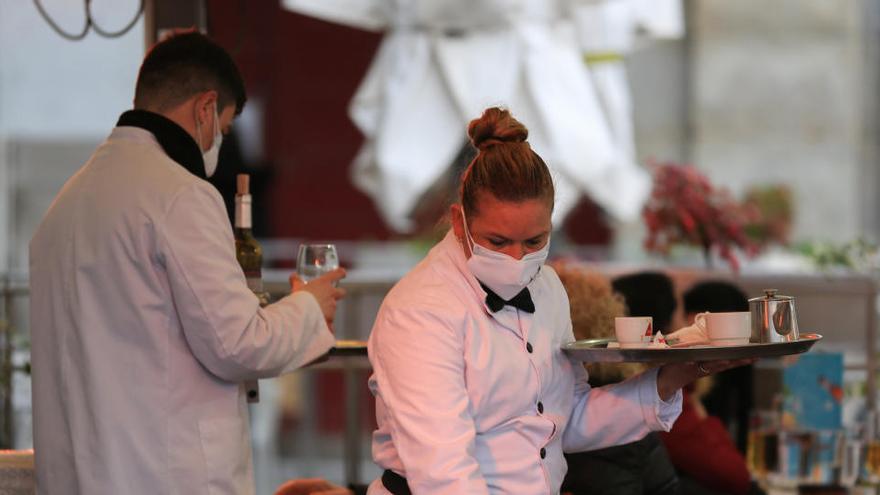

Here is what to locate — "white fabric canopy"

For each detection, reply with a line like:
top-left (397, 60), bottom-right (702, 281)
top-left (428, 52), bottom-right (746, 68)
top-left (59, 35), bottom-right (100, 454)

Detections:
top-left (283, 0), bottom-right (682, 232)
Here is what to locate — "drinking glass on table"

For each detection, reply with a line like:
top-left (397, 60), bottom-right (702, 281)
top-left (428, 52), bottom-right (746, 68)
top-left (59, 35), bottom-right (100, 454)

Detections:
top-left (296, 244), bottom-right (340, 284)
top-left (863, 410), bottom-right (880, 484)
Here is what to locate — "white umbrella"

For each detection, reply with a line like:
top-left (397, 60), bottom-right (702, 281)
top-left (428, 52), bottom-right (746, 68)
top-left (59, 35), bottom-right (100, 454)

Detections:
top-left (283, 0), bottom-right (682, 232)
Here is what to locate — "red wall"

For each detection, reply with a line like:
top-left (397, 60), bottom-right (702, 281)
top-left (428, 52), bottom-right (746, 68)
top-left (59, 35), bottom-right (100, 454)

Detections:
top-left (209, 1), bottom-right (389, 241)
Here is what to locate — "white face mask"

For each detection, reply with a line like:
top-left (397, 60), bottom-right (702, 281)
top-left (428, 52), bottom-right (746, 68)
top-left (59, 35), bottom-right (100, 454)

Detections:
top-left (462, 210), bottom-right (550, 300)
top-left (196, 103), bottom-right (222, 178)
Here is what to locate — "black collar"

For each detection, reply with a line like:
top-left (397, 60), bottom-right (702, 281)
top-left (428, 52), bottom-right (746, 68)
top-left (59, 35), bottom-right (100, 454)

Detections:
top-left (480, 282), bottom-right (535, 314)
top-left (116, 110), bottom-right (206, 179)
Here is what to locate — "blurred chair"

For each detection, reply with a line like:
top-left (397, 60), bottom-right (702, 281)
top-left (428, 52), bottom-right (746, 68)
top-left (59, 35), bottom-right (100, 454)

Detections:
top-left (660, 279), bottom-right (762, 495)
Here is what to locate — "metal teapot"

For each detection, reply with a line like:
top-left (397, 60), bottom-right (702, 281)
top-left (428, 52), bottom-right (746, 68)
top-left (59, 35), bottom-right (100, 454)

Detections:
top-left (749, 289), bottom-right (799, 343)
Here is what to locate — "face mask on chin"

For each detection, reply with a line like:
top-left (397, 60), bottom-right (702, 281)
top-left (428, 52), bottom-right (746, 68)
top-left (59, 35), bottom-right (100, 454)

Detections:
top-left (461, 209), bottom-right (550, 301)
top-left (195, 102), bottom-right (222, 178)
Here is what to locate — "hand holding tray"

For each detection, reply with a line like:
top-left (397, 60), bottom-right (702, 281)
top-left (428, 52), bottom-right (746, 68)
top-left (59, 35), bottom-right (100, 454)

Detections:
top-left (562, 333), bottom-right (822, 363)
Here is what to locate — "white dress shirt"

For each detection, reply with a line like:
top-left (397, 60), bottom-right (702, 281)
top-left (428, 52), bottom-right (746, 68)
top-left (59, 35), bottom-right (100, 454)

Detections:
top-left (367, 231), bottom-right (681, 494)
top-left (29, 126), bottom-right (335, 495)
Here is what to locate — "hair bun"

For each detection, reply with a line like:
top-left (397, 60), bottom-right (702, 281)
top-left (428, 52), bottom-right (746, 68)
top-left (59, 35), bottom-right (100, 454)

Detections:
top-left (467, 107), bottom-right (529, 151)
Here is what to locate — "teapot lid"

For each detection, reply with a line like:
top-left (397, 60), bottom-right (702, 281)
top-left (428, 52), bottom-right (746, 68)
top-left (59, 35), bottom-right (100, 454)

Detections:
top-left (748, 288), bottom-right (793, 302)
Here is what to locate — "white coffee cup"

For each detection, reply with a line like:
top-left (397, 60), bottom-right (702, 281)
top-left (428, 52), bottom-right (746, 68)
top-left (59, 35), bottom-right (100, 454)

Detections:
top-left (615, 317), bottom-right (653, 348)
top-left (704, 312), bottom-right (751, 346)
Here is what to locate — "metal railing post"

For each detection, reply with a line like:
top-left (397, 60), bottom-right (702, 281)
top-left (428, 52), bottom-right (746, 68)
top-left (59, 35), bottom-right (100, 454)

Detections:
top-left (1, 276), bottom-right (14, 448)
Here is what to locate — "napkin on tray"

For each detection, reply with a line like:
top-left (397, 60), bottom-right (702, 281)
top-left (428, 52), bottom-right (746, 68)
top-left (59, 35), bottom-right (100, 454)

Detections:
top-left (608, 331), bottom-right (670, 349)
top-left (665, 312), bottom-right (711, 346)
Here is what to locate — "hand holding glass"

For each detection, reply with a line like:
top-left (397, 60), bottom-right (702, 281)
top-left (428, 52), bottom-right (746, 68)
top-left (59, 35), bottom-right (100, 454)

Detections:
top-left (296, 244), bottom-right (340, 283)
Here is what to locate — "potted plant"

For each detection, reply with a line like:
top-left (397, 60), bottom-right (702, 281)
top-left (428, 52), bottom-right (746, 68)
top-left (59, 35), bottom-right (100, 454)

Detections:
top-left (642, 162), bottom-right (756, 272)
top-left (742, 184), bottom-right (794, 249)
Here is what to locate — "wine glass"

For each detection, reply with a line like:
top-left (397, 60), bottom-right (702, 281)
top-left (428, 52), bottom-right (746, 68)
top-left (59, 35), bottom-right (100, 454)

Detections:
top-left (296, 244), bottom-right (339, 283)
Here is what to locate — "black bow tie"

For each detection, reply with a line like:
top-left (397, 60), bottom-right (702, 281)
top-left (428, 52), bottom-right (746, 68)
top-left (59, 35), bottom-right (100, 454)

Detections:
top-left (480, 283), bottom-right (535, 313)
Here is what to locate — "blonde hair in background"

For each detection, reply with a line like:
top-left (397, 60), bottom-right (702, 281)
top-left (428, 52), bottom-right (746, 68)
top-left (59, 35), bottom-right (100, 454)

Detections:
top-left (551, 262), bottom-right (644, 383)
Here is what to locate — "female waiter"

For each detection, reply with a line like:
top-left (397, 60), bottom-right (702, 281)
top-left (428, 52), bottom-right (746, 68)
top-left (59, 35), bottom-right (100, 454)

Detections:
top-left (366, 107), bottom-right (740, 494)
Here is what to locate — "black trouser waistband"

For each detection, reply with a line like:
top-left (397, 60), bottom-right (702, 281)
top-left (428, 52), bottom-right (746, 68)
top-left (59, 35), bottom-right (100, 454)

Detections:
top-left (382, 469), bottom-right (412, 495)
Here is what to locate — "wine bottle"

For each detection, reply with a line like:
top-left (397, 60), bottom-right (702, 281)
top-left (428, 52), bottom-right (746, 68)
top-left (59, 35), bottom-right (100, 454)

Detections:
top-left (235, 174), bottom-right (265, 402)
top-left (235, 174), bottom-right (266, 301)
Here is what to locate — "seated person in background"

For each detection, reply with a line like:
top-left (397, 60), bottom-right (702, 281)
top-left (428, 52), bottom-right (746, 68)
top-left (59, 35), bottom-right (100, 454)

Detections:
top-left (611, 272), bottom-right (678, 338)
top-left (683, 281), bottom-right (753, 453)
top-left (659, 280), bottom-right (763, 495)
top-left (551, 263), bottom-right (639, 387)
top-left (559, 270), bottom-right (680, 495)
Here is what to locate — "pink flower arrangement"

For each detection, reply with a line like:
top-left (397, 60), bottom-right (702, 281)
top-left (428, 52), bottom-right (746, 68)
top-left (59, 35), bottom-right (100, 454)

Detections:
top-left (642, 162), bottom-right (757, 272)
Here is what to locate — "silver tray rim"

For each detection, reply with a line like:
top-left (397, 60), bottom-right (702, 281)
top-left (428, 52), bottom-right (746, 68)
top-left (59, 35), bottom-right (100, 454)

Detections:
top-left (561, 333), bottom-right (823, 363)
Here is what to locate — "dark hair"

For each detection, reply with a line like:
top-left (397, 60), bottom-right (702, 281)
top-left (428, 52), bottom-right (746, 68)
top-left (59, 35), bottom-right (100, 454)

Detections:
top-left (460, 107), bottom-right (554, 216)
top-left (611, 271), bottom-right (677, 333)
top-left (134, 31), bottom-right (246, 115)
top-left (683, 280), bottom-right (749, 314)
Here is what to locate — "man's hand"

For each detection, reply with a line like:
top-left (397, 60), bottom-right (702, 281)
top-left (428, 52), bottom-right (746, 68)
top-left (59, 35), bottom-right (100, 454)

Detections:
top-left (291, 268), bottom-right (346, 330)
top-left (274, 478), bottom-right (353, 495)
top-left (656, 358), bottom-right (756, 402)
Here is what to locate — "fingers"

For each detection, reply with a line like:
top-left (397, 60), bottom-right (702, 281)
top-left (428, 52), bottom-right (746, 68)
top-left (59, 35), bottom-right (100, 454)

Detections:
top-left (324, 298), bottom-right (337, 329)
top-left (318, 267), bottom-right (347, 284)
top-left (694, 358), bottom-right (756, 376)
top-left (287, 269), bottom-right (345, 328)
top-left (290, 274), bottom-right (306, 292)
top-left (312, 489), bottom-right (352, 495)
top-left (290, 268), bottom-right (346, 291)
top-left (325, 308), bottom-right (336, 325)
top-left (694, 361), bottom-right (726, 376)
top-left (273, 479), bottom-right (353, 495)
top-left (696, 362), bottom-right (710, 376)
top-left (274, 478), bottom-right (336, 495)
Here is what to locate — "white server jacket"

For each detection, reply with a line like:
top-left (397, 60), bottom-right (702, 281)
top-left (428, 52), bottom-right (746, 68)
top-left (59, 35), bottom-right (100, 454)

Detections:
top-left (29, 126), bottom-right (334, 495)
top-left (367, 231), bottom-right (681, 494)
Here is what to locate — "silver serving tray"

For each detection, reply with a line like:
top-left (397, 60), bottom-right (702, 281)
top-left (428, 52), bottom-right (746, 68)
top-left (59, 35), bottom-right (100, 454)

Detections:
top-left (562, 333), bottom-right (822, 363)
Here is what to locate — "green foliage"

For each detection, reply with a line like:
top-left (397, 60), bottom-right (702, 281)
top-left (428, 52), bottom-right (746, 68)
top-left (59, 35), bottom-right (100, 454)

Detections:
top-left (742, 184), bottom-right (794, 247)
top-left (796, 238), bottom-right (879, 273)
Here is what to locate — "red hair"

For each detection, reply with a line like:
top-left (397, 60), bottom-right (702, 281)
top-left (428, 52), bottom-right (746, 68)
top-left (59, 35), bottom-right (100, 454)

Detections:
top-left (460, 107), bottom-right (554, 215)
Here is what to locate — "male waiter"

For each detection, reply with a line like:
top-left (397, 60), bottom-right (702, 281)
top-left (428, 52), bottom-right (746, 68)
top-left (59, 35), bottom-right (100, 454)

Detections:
top-left (29, 31), bottom-right (344, 494)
